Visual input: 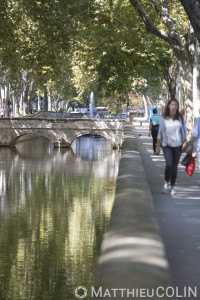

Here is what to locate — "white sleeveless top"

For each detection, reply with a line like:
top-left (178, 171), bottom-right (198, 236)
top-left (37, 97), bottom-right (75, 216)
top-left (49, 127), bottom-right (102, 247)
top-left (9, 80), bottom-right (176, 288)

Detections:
top-left (165, 118), bottom-right (182, 147)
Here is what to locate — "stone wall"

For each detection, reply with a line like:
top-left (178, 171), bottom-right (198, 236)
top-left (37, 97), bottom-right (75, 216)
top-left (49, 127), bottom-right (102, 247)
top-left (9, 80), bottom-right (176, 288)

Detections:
top-left (92, 122), bottom-right (170, 299)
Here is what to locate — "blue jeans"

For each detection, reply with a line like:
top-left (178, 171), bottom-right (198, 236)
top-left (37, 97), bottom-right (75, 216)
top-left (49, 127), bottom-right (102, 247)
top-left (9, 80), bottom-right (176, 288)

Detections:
top-left (162, 145), bottom-right (182, 186)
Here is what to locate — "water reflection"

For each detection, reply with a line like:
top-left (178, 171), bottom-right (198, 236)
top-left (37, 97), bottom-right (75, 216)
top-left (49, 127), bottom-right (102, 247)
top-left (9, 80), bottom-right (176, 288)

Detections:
top-left (0, 136), bottom-right (120, 300)
top-left (72, 135), bottom-right (113, 161)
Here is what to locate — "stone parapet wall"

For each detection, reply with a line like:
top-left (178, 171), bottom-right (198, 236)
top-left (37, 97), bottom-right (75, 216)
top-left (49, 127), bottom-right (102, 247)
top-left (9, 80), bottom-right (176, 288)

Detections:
top-left (29, 111), bottom-right (127, 119)
top-left (30, 111), bottom-right (81, 118)
top-left (92, 122), bottom-right (170, 299)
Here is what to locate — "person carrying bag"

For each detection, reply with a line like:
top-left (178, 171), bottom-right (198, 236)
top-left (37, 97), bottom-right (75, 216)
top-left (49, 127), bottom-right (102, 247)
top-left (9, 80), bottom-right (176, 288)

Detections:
top-left (156, 99), bottom-right (187, 195)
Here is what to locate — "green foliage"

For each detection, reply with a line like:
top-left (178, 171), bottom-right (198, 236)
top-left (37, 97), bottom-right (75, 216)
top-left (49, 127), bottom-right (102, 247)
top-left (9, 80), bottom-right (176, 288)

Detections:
top-left (0, 0), bottom-right (191, 108)
top-left (70, 0), bottom-right (174, 104)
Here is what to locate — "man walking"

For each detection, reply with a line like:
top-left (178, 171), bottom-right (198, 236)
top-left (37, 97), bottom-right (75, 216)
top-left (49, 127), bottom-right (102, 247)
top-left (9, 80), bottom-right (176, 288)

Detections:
top-left (149, 108), bottom-right (160, 154)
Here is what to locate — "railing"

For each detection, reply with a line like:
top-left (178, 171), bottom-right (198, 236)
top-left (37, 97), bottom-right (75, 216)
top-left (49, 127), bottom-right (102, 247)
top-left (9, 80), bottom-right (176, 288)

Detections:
top-left (28, 111), bottom-right (127, 119)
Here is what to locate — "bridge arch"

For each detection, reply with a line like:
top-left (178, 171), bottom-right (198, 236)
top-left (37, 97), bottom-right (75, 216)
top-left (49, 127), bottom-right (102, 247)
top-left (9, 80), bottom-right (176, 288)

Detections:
top-left (13, 131), bottom-right (56, 146)
top-left (69, 130), bottom-right (116, 148)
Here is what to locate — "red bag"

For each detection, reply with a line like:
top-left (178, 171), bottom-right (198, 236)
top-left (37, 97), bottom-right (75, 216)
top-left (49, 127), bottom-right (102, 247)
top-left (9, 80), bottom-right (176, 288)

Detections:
top-left (185, 154), bottom-right (195, 176)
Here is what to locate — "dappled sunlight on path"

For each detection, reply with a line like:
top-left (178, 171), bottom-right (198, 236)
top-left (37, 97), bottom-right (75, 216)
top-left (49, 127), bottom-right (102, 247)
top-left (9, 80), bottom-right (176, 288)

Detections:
top-left (133, 121), bottom-right (200, 293)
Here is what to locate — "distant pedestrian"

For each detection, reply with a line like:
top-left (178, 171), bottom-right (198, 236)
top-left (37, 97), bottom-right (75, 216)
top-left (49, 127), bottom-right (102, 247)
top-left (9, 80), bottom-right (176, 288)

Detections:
top-left (0, 108), bottom-right (5, 118)
top-left (181, 109), bottom-right (185, 115)
top-left (95, 113), bottom-right (100, 119)
top-left (149, 108), bottom-right (160, 154)
top-left (156, 99), bottom-right (187, 195)
top-left (191, 116), bottom-right (200, 173)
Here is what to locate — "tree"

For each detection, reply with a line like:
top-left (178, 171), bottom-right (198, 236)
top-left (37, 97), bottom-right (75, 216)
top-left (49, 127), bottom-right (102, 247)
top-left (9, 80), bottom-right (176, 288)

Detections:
top-left (179, 0), bottom-right (200, 43)
top-left (70, 0), bottom-right (177, 111)
top-left (129, 0), bottom-right (199, 133)
top-left (0, 0), bottom-right (79, 114)
top-left (1, 0), bottom-right (196, 120)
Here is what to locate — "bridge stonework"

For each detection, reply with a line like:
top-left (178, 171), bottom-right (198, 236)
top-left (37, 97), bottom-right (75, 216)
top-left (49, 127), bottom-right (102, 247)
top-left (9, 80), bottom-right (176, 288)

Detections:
top-left (0, 118), bottom-right (125, 148)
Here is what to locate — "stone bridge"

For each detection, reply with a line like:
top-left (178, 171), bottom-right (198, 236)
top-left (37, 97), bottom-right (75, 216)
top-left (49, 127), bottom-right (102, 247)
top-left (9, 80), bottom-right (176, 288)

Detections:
top-left (0, 118), bottom-right (125, 148)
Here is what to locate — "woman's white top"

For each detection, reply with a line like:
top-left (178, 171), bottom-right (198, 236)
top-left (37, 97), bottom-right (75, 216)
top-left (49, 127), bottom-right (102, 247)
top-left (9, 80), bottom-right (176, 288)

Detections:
top-left (165, 118), bottom-right (182, 147)
top-left (158, 115), bottom-right (187, 147)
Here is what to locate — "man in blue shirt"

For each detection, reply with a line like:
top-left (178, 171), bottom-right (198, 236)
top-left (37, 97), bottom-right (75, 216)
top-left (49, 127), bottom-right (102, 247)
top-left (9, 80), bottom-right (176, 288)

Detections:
top-left (149, 108), bottom-right (160, 154)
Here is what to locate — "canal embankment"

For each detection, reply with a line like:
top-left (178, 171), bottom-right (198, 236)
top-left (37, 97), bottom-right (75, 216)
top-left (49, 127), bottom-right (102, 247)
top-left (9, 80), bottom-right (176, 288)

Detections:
top-left (93, 122), bottom-right (170, 299)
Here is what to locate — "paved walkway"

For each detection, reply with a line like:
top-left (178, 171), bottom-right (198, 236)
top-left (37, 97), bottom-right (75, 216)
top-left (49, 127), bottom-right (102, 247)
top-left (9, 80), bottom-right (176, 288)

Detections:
top-left (133, 122), bottom-right (200, 298)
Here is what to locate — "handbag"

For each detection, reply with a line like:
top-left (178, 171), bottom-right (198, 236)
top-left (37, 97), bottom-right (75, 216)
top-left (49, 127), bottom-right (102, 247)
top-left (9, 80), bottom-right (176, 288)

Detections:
top-left (186, 153), bottom-right (195, 176)
top-left (181, 152), bottom-right (191, 167)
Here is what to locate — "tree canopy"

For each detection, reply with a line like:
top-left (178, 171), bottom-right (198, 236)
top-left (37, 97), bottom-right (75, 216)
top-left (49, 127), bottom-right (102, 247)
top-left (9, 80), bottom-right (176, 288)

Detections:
top-left (0, 0), bottom-right (195, 114)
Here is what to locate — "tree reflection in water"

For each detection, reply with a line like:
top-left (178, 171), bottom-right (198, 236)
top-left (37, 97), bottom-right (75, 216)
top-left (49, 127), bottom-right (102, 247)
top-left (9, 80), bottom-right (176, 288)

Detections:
top-left (0, 135), bottom-right (120, 300)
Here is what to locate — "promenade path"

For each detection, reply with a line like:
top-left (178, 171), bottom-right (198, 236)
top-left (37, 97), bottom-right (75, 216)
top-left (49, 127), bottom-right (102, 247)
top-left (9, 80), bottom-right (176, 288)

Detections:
top-left (133, 122), bottom-right (200, 297)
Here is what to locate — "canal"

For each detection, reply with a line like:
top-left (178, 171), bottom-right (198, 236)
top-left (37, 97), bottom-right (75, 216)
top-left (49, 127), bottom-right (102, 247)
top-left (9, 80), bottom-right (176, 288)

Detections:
top-left (0, 136), bottom-right (120, 300)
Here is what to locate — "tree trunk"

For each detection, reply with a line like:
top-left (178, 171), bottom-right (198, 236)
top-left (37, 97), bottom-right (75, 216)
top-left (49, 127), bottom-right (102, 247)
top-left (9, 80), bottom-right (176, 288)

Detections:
top-left (179, 0), bottom-right (200, 43)
top-left (48, 88), bottom-right (52, 111)
top-left (15, 95), bottom-right (20, 117)
top-left (165, 75), bottom-right (176, 100)
top-left (28, 80), bottom-right (35, 113)
top-left (38, 96), bottom-right (40, 111)
top-left (23, 84), bottom-right (29, 115)
top-left (22, 71), bottom-right (30, 116)
top-left (22, 71), bottom-right (35, 115)
top-left (167, 64), bottom-right (178, 100)
top-left (176, 65), bottom-right (182, 109)
top-left (0, 84), bottom-right (2, 108)
top-left (180, 59), bottom-right (194, 136)
top-left (44, 87), bottom-right (48, 111)
top-left (193, 38), bottom-right (200, 120)
top-left (14, 86), bottom-right (20, 117)
top-left (5, 83), bottom-right (10, 117)
top-left (55, 95), bottom-right (62, 111)
top-left (128, 1), bottom-right (195, 135)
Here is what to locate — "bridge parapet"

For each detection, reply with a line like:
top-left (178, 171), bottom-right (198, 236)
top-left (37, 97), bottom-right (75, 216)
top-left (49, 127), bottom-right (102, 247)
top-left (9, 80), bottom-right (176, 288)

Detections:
top-left (28, 111), bottom-right (126, 119)
top-left (0, 118), bottom-right (125, 148)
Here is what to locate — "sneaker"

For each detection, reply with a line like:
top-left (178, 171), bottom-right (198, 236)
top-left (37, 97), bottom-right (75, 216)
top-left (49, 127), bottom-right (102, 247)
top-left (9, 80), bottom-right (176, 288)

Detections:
top-left (163, 183), bottom-right (169, 194)
top-left (170, 186), bottom-right (176, 195)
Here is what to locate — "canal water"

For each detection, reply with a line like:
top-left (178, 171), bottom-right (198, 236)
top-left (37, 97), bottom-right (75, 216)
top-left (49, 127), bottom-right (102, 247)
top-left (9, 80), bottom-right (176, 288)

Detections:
top-left (0, 136), bottom-right (120, 300)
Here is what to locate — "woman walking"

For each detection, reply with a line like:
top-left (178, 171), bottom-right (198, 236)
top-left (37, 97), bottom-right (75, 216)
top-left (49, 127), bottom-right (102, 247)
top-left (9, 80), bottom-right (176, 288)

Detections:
top-left (156, 99), bottom-right (187, 195)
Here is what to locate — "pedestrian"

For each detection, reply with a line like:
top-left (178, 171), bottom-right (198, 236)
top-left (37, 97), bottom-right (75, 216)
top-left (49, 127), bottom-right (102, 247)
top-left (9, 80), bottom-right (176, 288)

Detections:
top-left (149, 108), bottom-right (160, 154)
top-left (94, 113), bottom-right (100, 119)
top-left (191, 116), bottom-right (200, 173)
top-left (0, 108), bottom-right (4, 118)
top-left (156, 99), bottom-right (187, 195)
